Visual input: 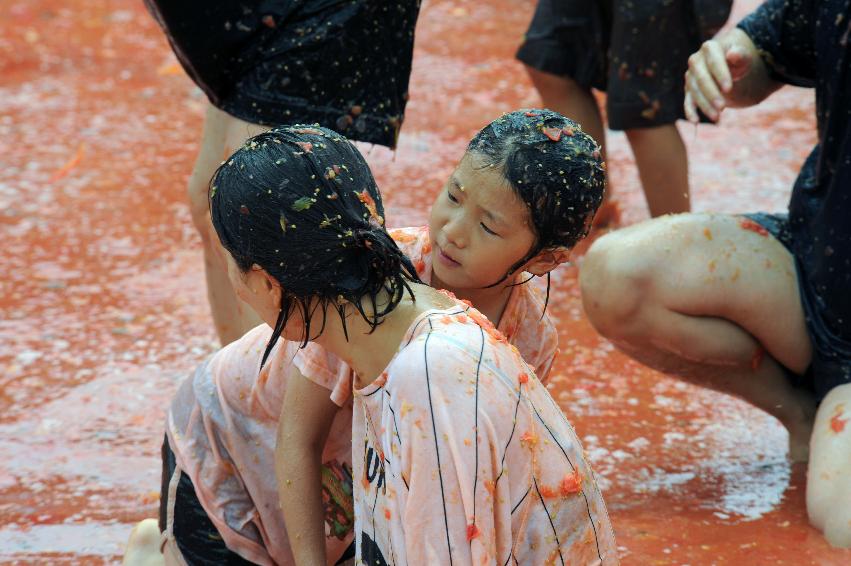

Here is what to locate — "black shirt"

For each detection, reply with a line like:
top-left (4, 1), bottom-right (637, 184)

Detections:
top-left (739, 0), bottom-right (851, 346)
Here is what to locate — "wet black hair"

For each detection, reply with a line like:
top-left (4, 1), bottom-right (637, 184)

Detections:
top-left (466, 108), bottom-right (606, 308)
top-left (210, 125), bottom-right (421, 367)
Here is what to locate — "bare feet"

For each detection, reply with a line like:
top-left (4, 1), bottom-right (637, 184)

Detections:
top-left (122, 519), bottom-right (165, 566)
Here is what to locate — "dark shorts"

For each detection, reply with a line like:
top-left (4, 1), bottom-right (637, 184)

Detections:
top-left (159, 437), bottom-right (256, 565)
top-left (145, 0), bottom-right (421, 148)
top-left (744, 213), bottom-right (851, 402)
top-left (516, 0), bottom-right (732, 130)
top-left (158, 437), bottom-right (357, 565)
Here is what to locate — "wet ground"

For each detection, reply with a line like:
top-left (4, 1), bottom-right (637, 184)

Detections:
top-left (1, 0), bottom-right (849, 564)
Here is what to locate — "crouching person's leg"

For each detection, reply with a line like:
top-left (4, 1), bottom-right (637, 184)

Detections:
top-left (580, 212), bottom-right (816, 459)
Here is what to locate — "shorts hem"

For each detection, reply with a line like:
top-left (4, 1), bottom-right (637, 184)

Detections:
top-left (516, 40), bottom-right (604, 91)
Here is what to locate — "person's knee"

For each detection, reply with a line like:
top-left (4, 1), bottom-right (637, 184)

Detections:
top-left (580, 231), bottom-right (655, 340)
top-left (806, 383), bottom-right (851, 547)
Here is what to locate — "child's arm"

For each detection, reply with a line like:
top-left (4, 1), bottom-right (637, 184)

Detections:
top-left (276, 365), bottom-right (338, 566)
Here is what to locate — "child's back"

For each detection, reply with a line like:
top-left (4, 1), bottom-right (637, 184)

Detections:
top-left (353, 302), bottom-right (617, 564)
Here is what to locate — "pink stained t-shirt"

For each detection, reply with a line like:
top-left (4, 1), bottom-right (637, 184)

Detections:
top-left (164, 226), bottom-right (561, 564)
top-left (165, 325), bottom-right (357, 565)
top-left (294, 225), bottom-right (561, 407)
top-left (352, 303), bottom-right (618, 565)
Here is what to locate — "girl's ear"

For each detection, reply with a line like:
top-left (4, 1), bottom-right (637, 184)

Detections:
top-left (259, 268), bottom-right (283, 304)
top-left (523, 247), bottom-right (572, 276)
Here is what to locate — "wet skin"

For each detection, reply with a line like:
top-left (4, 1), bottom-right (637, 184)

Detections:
top-left (1, 0), bottom-right (850, 563)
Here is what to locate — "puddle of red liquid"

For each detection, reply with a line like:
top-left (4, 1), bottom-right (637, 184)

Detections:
top-left (0, 0), bottom-right (848, 564)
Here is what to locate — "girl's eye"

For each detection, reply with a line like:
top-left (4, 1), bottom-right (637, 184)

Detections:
top-left (447, 190), bottom-right (459, 203)
top-left (481, 223), bottom-right (498, 236)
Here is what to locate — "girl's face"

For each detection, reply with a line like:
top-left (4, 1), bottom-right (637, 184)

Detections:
top-left (428, 152), bottom-right (537, 290)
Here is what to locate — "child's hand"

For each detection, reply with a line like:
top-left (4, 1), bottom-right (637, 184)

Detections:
top-left (684, 29), bottom-right (757, 123)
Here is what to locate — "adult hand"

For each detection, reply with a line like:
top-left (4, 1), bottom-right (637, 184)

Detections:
top-left (684, 29), bottom-right (757, 123)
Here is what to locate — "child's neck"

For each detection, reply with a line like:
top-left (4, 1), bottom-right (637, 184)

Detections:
top-left (431, 272), bottom-right (519, 327)
top-left (312, 283), bottom-right (454, 388)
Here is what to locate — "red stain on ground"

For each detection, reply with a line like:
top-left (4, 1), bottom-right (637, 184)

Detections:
top-left (1, 0), bottom-right (849, 564)
top-left (48, 143), bottom-right (85, 183)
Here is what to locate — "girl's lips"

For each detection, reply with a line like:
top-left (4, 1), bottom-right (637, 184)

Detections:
top-left (436, 245), bottom-right (461, 267)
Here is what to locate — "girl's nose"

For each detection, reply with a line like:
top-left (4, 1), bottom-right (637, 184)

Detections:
top-left (443, 216), bottom-right (466, 249)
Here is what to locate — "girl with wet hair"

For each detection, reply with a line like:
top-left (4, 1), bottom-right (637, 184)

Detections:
top-left (123, 115), bottom-right (614, 565)
top-left (280, 110), bottom-right (612, 564)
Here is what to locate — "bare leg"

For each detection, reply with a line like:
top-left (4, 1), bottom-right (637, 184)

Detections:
top-left (807, 383), bottom-right (851, 547)
top-left (188, 104), bottom-right (267, 345)
top-left (625, 124), bottom-right (690, 217)
top-left (122, 519), bottom-right (165, 566)
top-left (524, 66), bottom-right (618, 227)
top-left (580, 213), bottom-right (815, 459)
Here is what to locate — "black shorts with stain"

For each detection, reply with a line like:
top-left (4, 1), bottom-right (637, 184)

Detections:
top-left (159, 437), bottom-right (256, 565)
top-left (516, 0), bottom-right (731, 130)
top-left (145, 0), bottom-right (421, 148)
top-left (745, 213), bottom-right (851, 402)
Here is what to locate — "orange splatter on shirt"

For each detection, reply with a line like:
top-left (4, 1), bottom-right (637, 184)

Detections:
top-left (467, 308), bottom-right (508, 344)
top-left (703, 227), bottom-right (713, 240)
top-left (560, 470), bottom-right (582, 496)
top-left (388, 228), bottom-right (417, 244)
top-left (518, 372), bottom-right (529, 384)
top-left (467, 523), bottom-right (480, 541)
top-left (538, 484), bottom-right (558, 499)
top-left (520, 430), bottom-right (538, 448)
top-left (484, 479), bottom-right (496, 496)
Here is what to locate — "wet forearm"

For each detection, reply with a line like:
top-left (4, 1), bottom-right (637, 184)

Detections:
top-left (277, 433), bottom-right (328, 565)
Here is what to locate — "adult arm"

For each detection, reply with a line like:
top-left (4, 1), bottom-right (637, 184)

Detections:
top-left (684, 27), bottom-right (781, 121)
top-left (685, 0), bottom-right (817, 122)
top-left (276, 365), bottom-right (339, 566)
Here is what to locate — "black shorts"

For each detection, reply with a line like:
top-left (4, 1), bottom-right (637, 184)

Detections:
top-left (516, 0), bottom-right (732, 130)
top-left (159, 437), bottom-right (256, 565)
top-left (145, 0), bottom-right (421, 148)
top-left (744, 213), bottom-right (851, 402)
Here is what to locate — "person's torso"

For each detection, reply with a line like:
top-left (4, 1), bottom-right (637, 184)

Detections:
top-left (352, 306), bottom-right (616, 564)
top-left (782, 0), bottom-right (851, 340)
